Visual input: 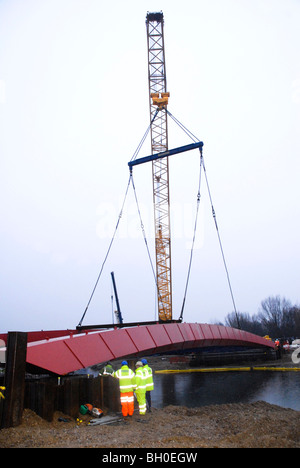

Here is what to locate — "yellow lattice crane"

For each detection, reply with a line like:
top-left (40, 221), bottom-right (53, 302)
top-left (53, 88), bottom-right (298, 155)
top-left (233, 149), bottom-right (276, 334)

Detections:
top-left (128, 13), bottom-right (203, 323)
top-left (146, 12), bottom-right (172, 321)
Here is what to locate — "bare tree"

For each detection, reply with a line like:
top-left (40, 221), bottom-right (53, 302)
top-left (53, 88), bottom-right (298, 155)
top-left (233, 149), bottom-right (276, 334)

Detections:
top-left (225, 311), bottom-right (265, 335)
top-left (258, 295), bottom-right (292, 337)
top-left (290, 307), bottom-right (300, 337)
top-left (222, 297), bottom-right (300, 338)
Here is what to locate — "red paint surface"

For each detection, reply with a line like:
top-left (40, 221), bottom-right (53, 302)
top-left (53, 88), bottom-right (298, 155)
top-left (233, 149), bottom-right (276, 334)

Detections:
top-left (2, 323), bottom-right (274, 375)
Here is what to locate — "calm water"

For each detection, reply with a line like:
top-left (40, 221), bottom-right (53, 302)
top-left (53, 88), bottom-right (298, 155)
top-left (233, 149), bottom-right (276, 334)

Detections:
top-left (151, 371), bottom-right (300, 411)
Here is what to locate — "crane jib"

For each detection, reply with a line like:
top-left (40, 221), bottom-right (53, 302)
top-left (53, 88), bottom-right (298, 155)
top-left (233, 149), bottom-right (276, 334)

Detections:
top-left (128, 141), bottom-right (204, 169)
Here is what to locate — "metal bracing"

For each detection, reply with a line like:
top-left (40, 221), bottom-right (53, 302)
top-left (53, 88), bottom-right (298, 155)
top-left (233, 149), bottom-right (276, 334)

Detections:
top-left (146, 12), bottom-right (172, 321)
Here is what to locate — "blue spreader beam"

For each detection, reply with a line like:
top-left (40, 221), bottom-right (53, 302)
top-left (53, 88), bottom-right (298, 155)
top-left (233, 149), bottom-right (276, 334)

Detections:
top-left (128, 141), bottom-right (203, 169)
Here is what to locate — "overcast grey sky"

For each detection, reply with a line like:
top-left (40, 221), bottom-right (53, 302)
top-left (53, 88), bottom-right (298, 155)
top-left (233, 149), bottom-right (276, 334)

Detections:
top-left (1, 0), bottom-right (299, 332)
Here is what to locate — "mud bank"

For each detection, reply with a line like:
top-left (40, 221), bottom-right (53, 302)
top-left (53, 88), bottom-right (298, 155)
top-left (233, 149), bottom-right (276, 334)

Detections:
top-left (1, 355), bottom-right (300, 448)
top-left (0, 401), bottom-right (299, 448)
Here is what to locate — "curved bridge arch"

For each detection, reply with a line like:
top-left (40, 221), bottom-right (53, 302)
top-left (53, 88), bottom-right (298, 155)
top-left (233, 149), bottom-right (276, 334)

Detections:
top-left (24, 322), bottom-right (274, 375)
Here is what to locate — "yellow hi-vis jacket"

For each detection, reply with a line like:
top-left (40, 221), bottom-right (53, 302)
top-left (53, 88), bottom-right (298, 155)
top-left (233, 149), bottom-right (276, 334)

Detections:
top-left (113, 365), bottom-right (136, 393)
top-left (134, 367), bottom-right (147, 394)
top-left (143, 364), bottom-right (154, 391)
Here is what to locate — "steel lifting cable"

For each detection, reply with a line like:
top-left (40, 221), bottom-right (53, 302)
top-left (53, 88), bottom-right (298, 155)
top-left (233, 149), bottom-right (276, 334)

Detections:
top-left (179, 147), bottom-right (203, 321)
top-left (202, 158), bottom-right (240, 328)
top-left (129, 107), bottom-right (169, 320)
top-left (166, 109), bottom-right (240, 327)
top-left (78, 112), bottom-right (161, 327)
top-left (130, 108), bottom-right (159, 163)
top-left (166, 109), bottom-right (199, 143)
top-left (130, 173), bottom-right (169, 322)
top-left (78, 175), bottom-right (132, 327)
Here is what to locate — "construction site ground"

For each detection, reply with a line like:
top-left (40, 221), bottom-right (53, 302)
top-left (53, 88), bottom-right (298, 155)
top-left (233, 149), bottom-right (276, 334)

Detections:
top-left (0, 354), bottom-right (300, 448)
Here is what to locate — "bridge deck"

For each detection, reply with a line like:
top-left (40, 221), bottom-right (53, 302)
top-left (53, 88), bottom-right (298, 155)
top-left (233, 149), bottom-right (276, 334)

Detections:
top-left (4, 322), bottom-right (273, 375)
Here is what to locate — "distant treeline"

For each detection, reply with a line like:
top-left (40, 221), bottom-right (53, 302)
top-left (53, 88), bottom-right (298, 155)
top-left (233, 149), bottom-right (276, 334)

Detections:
top-left (221, 295), bottom-right (300, 340)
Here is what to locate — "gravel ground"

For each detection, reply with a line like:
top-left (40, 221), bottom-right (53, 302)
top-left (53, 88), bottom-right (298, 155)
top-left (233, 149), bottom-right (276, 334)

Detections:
top-left (1, 354), bottom-right (300, 448)
top-left (0, 401), bottom-right (299, 448)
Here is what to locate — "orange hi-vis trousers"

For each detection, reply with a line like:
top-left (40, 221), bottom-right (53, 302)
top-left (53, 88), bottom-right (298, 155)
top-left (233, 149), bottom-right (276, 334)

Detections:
top-left (120, 392), bottom-right (134, 417)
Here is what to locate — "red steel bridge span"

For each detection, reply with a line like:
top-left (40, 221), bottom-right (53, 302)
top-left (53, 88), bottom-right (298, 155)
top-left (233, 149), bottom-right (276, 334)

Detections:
top-left (1, 322), bottom-right (274, 376)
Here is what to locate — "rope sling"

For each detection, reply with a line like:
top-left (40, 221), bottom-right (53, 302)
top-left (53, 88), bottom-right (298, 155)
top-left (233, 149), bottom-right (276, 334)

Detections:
top-left (78, 110), bottom-right (240, 329)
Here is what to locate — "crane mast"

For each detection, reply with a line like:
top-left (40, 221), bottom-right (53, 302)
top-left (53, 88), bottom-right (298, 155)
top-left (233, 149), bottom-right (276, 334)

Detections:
top-left (146, 12), bottom-right (172, 321)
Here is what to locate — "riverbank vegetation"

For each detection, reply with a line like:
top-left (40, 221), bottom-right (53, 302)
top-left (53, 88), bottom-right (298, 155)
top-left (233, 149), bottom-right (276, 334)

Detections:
top-left (222, 295), bottom-right (300, 339)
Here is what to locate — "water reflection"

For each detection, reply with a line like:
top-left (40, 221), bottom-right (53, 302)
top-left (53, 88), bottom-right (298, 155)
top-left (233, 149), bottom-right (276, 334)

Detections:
top-left (152, 371), bottom-right (300, 411)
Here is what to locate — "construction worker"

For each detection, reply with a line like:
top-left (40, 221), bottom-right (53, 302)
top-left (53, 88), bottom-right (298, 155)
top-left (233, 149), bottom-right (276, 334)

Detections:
top-left (134, 361), bottom-right (147, 416)
top-left (141, 358), bottom-right (154, 412)
top-left (100, 362), bottom-right (114, 376)
top-left (112, 361), bottom-right (135, 418)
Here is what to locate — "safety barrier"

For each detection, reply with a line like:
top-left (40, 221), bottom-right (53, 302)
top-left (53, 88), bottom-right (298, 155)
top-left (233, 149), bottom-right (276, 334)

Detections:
top-left (155, 366), bottom-right (300, 374)
top-left (23, 374), bottom-right (120, 422)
